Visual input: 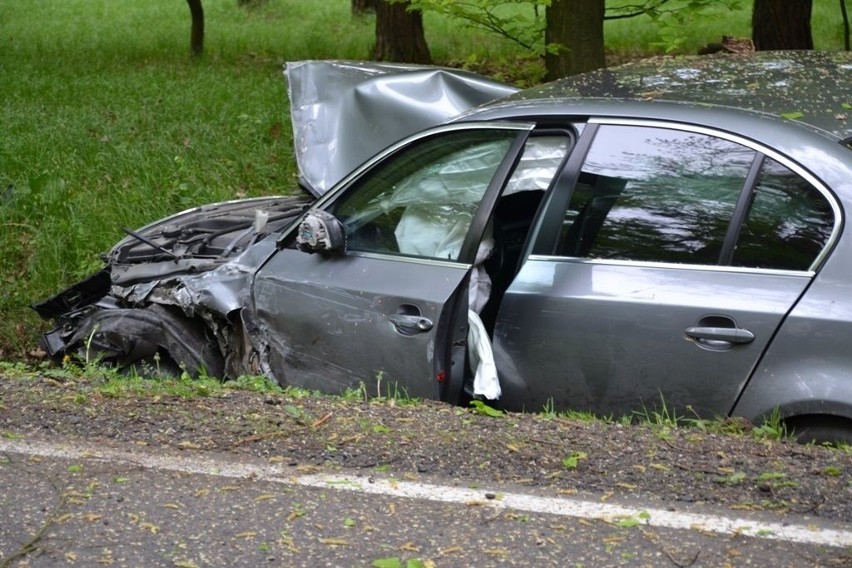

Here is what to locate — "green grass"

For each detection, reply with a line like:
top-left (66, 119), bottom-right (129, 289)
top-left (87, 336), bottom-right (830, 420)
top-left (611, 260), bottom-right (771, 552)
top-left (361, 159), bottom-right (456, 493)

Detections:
top-left (1, 0), bottom-right (847, 356)
top-left (603, 0), bottom-right (847, 59)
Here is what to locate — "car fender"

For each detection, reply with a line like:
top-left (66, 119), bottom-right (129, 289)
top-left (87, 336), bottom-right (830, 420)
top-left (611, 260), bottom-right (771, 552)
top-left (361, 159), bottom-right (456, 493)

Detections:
top-left (733, 307), bottom-right (852, 426)
top-left (734, 360), bottom-right (852, 425)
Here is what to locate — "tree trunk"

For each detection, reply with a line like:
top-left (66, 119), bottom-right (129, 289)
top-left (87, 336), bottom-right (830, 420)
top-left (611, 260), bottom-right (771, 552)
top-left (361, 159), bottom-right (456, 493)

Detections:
top-left (545, 0), bottom-right (606, 80)
top-left (839, 0), bottom-right (850, 50)
top-left (374, 1), bottom-right (432, 64)
top-left (752, 0), bottom-right (813, 50)
top-left (352, 0), bottom-right (377, 15)
top-left (187, 0), bottom-right (204, 57)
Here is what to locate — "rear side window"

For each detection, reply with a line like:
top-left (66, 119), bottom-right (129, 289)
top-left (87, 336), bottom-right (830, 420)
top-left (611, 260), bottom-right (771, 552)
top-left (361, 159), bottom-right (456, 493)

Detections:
top-left (558, 125), bottom-right (755, 265)
top-left (555, 124), bottom-right (835, 271)
top-left (731, 157), bottom-right (834, 271)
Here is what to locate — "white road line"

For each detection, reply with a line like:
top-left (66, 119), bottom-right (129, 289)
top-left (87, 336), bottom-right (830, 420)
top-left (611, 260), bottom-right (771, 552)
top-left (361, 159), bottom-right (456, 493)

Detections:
top-left (2, 438), bottom-right (850, 549)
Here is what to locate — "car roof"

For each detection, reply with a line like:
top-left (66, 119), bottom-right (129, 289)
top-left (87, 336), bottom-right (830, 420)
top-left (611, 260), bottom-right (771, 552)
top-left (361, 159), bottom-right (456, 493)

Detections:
top-left (473, 51), bottom-right (852, 143)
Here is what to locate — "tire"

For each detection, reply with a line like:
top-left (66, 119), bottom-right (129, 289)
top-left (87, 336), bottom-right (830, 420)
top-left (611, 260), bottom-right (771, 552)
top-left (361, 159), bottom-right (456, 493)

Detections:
top-left (62, 304), bottom-right (225, 379)
top-left (786, 415), bottom-right (852, 446)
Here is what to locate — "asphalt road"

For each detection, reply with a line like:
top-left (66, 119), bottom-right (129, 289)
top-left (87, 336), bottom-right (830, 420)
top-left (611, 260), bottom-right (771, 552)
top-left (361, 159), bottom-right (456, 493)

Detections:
top-left (1, 437), bottom-right (850, 567)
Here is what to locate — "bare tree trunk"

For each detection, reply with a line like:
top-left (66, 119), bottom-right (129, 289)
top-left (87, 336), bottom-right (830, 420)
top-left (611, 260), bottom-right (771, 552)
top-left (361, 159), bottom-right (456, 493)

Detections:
top-left (187, 0), bottom-right (204, 57)
top-left (545, 0), bottom-right (605, 80)
top-left (752, 0), bottom-right (813, 50)
top-left (352, 0), bottom-right (377, 15)
top-left (374, 1), bottom-right (432, 64)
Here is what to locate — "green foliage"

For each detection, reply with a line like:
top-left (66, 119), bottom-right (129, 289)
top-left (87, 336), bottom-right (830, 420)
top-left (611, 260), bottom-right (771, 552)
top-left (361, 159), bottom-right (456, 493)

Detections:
top-left (634, 394), bottom-right (681, 429)
top-left (369, 372), bottom-right (419, 405)
top-left (224, 375), bottom-right (283, 393)
top-left (406, 0), bottom-right (553, 55)
top-left (712, 471), bottom-right (746, 485)
top-left (372, 558), bottom-right (428, 568)
top-left (613, 0), bottom-right (744, 53)
top-left (561, 451), bottom-right (587, 469)
top-left (407, 0), bottom-right (746, 59)
top-left (97, 369), bottom-right (221, 399)
top-left (470, 399), bottom-right (505, 417)
top-left (752, 407), bottom-right (790, 442)
top-left (541, 397), bottom-right (557, 419)
top-left (614, 510), bottom-right (650, 528)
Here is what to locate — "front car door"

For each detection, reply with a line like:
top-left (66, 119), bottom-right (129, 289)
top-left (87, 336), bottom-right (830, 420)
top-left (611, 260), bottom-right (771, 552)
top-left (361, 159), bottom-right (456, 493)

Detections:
top-left (494, 120), bottom-right (837, 417)
top-left (251, 123), bottom-right (535, 401)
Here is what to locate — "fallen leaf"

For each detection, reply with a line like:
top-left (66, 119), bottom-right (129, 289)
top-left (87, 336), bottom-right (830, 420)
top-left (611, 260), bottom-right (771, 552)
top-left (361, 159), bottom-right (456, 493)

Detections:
top-left (140, 522), bottom-right (159, 534)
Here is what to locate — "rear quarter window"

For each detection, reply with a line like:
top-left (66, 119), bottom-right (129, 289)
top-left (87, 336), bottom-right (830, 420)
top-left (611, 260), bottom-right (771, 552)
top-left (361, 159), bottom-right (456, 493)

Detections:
top-left (731, 157), bottom-right (834, 271)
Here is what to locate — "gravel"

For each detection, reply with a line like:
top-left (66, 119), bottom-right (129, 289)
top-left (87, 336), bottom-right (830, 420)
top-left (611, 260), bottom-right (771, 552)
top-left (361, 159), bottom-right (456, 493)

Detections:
top-left (1, 372), bottom-right (851, 524)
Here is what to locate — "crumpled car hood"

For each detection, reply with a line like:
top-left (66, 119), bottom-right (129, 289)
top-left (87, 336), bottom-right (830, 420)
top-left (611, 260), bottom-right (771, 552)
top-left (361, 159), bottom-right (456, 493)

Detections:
top-left (285, 60), bottom-right (518, 196)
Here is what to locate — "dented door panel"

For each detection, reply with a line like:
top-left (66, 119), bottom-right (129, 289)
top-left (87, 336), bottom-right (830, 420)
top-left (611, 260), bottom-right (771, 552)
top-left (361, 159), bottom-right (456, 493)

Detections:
top-left (252, 249), bottom-right (470, 398)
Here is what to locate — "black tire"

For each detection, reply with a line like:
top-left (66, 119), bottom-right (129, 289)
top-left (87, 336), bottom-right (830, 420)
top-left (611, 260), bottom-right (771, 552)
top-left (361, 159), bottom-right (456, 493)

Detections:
top-left (63, 304), bottom-right (225, 379)
top-left (786, 415), bottom-right (852, 446)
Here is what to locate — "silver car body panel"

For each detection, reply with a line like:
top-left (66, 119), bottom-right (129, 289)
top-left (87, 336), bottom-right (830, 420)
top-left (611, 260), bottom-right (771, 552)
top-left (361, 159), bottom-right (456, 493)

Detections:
top-left (493, 257), bottom-right (812, 417)
top-left (252, 249), bottom-right (470, 397)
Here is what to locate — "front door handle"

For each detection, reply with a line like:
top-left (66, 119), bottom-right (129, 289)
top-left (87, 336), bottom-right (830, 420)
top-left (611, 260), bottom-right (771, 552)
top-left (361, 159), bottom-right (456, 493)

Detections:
top-left (389, 313), bottom-right (433, 335)
top-left (684, 326), bottom-right (755, 345)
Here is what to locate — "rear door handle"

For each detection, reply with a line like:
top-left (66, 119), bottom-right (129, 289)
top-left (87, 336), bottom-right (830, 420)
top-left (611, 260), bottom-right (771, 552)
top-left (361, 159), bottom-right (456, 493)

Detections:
top-left (684, 326), bottom-right (754, 345)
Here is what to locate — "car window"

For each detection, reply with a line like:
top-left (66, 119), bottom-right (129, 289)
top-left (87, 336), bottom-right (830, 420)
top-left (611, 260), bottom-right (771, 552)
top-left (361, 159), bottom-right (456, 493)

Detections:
top-left (731, 157), bottom-right (834, 271)
top-left (333, 129), bottom-right (520, 261)
top-left (503, 135), bottom-right (570, 195)
top-left (557, 124), bottom-right (756, 265)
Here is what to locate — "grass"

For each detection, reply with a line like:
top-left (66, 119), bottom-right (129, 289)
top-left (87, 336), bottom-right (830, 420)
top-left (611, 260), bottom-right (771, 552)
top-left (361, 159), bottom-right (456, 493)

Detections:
top-left (0, 359), bottom-right (838, 450)
top-left (1, 0), bottom-right (848, 357)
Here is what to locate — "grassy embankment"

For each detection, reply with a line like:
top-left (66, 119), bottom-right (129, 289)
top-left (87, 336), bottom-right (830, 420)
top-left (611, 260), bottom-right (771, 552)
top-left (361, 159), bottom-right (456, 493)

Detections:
top-left (0, 0), bottom-right (847, 357)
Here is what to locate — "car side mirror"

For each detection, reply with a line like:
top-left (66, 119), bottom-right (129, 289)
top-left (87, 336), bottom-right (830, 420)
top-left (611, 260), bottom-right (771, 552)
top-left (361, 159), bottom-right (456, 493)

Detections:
top-left (296, 210), bottom-right (346, 255)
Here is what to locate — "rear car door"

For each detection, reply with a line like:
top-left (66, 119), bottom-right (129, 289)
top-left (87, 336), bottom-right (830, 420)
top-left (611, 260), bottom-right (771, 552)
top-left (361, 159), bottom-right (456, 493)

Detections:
top-left (494, 120), bottom-right (837, 417)
top-left (252, 123), bottom-right (534, 401)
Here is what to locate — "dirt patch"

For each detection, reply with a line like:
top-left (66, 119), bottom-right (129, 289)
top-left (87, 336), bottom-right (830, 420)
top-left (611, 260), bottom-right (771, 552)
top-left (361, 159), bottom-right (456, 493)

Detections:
top-left (1, 373), bottom-right (851, 524)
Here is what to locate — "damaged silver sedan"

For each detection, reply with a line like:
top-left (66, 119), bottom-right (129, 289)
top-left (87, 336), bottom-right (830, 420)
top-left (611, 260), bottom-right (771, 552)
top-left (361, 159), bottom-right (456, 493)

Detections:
top-left (35, 53), bottom-right (852, 442)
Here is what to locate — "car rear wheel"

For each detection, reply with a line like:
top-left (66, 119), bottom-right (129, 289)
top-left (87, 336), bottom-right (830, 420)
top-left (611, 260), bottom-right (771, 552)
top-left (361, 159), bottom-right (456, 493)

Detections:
top-left (786, 415), bottom-right (852, 446)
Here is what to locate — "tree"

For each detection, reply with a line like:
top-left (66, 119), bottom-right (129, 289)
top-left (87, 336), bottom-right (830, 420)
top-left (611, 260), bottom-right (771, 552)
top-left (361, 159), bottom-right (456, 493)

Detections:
top-left (374, 1), bottom-right (432, 63)
top-left (545, 0), bottom-right (605, 80)
top-left (352, 0), bottom-right (378, 14)
top-left (187, 0), bottom-right (204, 57)
top-left (405, 1), bottom-right (551, 55)
top-left (752, 0), bottom-right (813, 50)
top-left (407, 1), bottom-right (741, 80)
